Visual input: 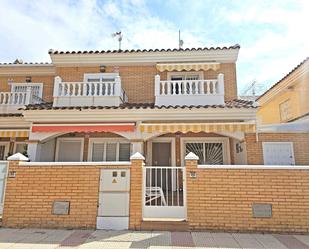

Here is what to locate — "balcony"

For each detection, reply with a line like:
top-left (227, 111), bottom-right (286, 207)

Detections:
top-left (155, 73), bottom-right (225, 106)
top-left (52, 76), bottom-right (128, 107)
top-left (0, 88), bottom-right (42, 113)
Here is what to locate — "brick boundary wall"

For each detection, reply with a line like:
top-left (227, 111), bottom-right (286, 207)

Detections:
top-left (186, 158), bottom-right (309, 233)
top-left (245, 133), bottom-right (309, 165)
top-left (2, 159), bottom-right (143, 229)
top-left (4, 155), bottom-right (309, 232)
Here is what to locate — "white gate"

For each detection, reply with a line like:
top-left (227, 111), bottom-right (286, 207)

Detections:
top-left (143, 166), bottom-right (186, 220)
top-left (263, 142), bottom-right (295, 165)
top-left (0, 161), bottom-right (8, 215)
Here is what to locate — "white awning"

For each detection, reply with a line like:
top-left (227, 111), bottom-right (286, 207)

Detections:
top-left (156, 62), bottom-right (220, 72)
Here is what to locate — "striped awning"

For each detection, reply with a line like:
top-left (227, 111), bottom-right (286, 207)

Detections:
top-left (139, 123), bottom-right (256, 133)
top-left (0, 130), bottom-right (29, 138)
top-left (156, 62), bottom-right (220, 72)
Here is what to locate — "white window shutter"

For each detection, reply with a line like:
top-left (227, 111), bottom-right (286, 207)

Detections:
top-left (92, 143), bottom-right (104, 161)
top-left (0, 146), bottom-right (5, 160)
top-left (119, 143), bottom-right (130, 161)
top-left (57, 140), bottom-right (82, 162)
top-left (106, 143), bottom-right (117, 161)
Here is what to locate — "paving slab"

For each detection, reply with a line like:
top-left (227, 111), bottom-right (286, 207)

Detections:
top-left (211, 232), bottom-right (241, 248)
top-left (58, 230), bottom-right (92, 248)
top-left (232, 233), bottom-right (264, 248)
top-left (192, 232), bottom-right (217, 247)
top-left (274, 234), bottom-right (309, 249)
top-left (294, 235), bottom-right (309, 247)
top-left (149, 231), bottom-right (171, 248)
top-left (253, 234), bottom-right (288, 249)
top-left (1, 228), bottom-right (309, 249)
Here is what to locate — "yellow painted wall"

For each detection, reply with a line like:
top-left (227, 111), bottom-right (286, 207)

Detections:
top-left (258, 69), bottom-right (309, 125)
top-left (257, 89), bottom-right (300, 124)
top-left (299, 70), bottom-right (309, 116)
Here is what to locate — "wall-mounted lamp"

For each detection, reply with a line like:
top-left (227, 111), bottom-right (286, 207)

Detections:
top-left (100, 65), bottom-right (106, 72)
top-left (26, 76), bottom-right (32, 82)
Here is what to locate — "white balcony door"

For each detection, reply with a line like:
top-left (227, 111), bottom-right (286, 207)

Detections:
top-left (0, 143), bottom-right (9, 160)
top-left (263, 142), bottom-right (295, 165)
top-left (11, 83), bottom-right (43, 104)
top-left (82, 73), bottom-right (119, 97)
top-left (56, 138), bottom-right (84, 162)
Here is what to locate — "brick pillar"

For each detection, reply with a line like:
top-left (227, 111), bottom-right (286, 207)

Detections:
top-left (184, 152), bottom-right (199, 227)
top-left (2, 153), bottom-right (29, 226)
top-left (129, 152), bottom-right (145, 230)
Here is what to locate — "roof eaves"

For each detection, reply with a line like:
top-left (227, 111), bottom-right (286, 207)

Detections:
top-left (48, 44), bottom-right (241, 55)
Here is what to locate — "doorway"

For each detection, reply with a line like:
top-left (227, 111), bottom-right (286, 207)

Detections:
top-left (152, 142), bottom-right (171, 166)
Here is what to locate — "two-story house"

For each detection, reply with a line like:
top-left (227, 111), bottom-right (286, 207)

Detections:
top-left (1, 46), bottom-right (309, 231)
top-left (0, 45), bottom-right (258, 166)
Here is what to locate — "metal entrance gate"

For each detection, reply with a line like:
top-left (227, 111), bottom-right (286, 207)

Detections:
top-left (0, 161), bottom-right (8, 215)
top-left (143, 166), bottom-right (186, 220)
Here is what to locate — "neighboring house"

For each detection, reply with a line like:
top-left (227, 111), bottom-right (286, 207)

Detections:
top-left (257, 57), bottom-right (309, 124)
top-left (1, 46), bottom-right (309, 232)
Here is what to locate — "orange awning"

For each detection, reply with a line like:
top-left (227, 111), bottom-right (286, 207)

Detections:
top-left (32, 123), bottom-right (135, 133)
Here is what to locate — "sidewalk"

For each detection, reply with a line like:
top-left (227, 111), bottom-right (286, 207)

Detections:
top-left (0, 228), bottom-right (309, 249)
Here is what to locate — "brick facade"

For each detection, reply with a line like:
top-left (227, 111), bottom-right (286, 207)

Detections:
top-left (186, 158), bottom-right (309, 233)
top-left (2, 161), bottom-right (132, 229)
top-left (245, 132), bottom-right (309, 165)
top-left (1, 63), bottom-right (237, 104)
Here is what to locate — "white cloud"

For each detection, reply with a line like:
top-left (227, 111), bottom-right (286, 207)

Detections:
top-left (221, 0), bottom-right (309, 93)
top-left (0, 0), bottom-right (308, 96)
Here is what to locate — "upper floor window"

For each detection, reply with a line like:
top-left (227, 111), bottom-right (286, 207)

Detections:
top-left (168, 71), bottom-right (203, 81)
top-left (279, 99), bottom-right (292, 122)
top-left (84, 73), bottom-right (118, 83)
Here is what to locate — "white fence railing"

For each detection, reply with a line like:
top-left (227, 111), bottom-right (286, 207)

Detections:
top-left (154, 74), bottom-right (225, 106)
top-left (155, 74), bottom-right (224, 97)
top-left (53, 76), bottom-right (128, 107)
top-left (0, 86), bottom-right (42, 109)
top-left (0, 91), bottom-right (30, 106)
top-left (143, 166), bottom-right (186, 219)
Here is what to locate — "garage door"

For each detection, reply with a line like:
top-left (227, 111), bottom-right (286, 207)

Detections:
top-left (263, 142), bottom-right (295, 165)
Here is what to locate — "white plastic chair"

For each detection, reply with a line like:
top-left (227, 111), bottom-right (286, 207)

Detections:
top-left (145, 187), bottom-right (167, 206)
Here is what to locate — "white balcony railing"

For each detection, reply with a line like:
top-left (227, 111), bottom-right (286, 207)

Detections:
top-left (0, 91), bottom-right (29, 106)
top-left (155, 73), bottom-right (225, 106)
top-left (53, 76), bottom-right (128, 107)
top-left (0, 87), bottom-right (39, 113)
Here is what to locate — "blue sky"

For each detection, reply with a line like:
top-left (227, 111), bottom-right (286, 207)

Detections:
top-left (0, 0), bottom-right (308, 94)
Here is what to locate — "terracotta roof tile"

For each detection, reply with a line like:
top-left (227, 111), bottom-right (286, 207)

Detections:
top-left (23, 99), bottom-right (256, 111)
top-left (0, 113), bottom-right (23, 117)
top-left (48, 45), bottom-right (240, 55)
top-left (0, 62), bottom-right (52, 66)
